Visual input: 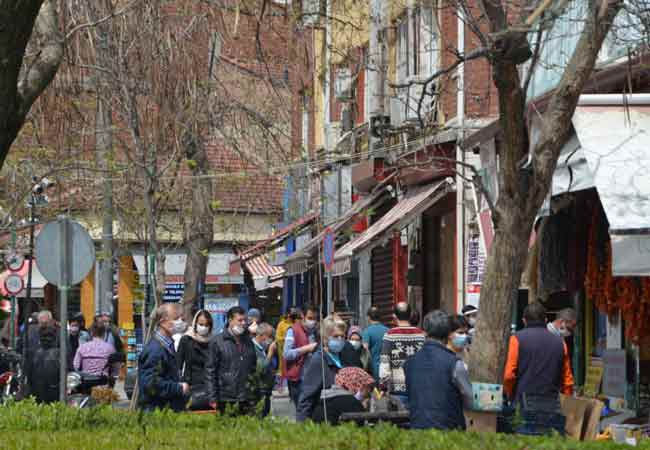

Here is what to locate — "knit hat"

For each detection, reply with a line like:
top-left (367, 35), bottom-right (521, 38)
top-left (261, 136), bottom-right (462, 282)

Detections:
top-left (335, 367), bottom-right (374, 393)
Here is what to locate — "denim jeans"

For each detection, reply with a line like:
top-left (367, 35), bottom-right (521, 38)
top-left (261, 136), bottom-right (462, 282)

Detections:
top-left (288, 380), bottom-right (302, 406)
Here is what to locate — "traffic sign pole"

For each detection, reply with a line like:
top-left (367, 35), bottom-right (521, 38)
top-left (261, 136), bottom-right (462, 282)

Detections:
top-left (58, 218), bottom-right (71, 404)
top-left (9, 296), bottom-right (16, 349)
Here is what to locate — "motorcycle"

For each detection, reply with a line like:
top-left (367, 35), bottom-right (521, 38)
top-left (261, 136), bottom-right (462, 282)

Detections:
top-left (0, 348), bottom-right (22, 404)
top-left (67, 352), bottom-right (126, 408)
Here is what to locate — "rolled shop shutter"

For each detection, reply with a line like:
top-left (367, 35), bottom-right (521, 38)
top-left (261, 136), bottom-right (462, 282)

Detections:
top-left (371, 241), bottom-right (394, 325)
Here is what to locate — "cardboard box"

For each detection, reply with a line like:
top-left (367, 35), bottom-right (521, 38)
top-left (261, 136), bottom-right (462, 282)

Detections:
top-left (465, 410), bottom-right (498, 433)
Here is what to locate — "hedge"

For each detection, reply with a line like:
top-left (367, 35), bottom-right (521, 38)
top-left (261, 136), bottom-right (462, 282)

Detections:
top-left (0, 400), bottom-right (641, 450)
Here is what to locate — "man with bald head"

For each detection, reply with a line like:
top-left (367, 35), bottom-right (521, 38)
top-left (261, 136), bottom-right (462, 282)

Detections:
top-left (378, 302), bottom-right (425, 409)
top-left (138, 303), bottom-right (190, 411)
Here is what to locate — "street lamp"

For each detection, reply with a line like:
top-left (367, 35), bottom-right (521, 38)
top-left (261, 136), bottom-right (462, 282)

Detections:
top-left (20, 176), bottom-right (54, 381)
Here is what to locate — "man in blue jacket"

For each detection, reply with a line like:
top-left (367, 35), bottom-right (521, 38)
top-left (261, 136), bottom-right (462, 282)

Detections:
top-left (404, 310), bottom-right (473, 430)
top-left (138, 303), bottom-right (190, 412)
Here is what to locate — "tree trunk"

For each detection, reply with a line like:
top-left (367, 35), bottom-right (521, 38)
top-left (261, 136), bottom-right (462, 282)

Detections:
top-left (181, 132), bottom-right (214, 321)
top-left (468, 0), bottom-right (623, 383)
top-left (0, 0), bottom-right (63, 169)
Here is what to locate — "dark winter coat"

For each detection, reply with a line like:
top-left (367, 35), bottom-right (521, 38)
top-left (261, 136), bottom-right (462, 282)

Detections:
top-left (28, 346), bottom-right (60, 403)
top-left (137, 334), bottom-right (186, 412)
top-left (311, 386), bottom-right (365, 425)
top-left (176, 335), bottom-right (210, 388)
top-left (296, 348), bottom-right (343, 422)
top-left (205, 329), bottom-right (257, 404)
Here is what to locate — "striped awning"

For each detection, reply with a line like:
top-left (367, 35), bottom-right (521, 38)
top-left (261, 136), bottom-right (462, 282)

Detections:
top-left (245, 255), bottom-right (285, 290)
top-left (334, 178), bottom-right (454, 275)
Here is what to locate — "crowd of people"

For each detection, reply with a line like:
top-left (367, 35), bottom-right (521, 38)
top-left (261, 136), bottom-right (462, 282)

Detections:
top-left (4, 297), bottom-right (577, 433)
top-left (11, 309), bottom-right (124, 403)
top-left (137, 299), bottom-right (576, 432)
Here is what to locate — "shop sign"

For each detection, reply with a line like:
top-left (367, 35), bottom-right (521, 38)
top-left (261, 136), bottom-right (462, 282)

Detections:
top-left (164, 283), bottom-right (184, 302)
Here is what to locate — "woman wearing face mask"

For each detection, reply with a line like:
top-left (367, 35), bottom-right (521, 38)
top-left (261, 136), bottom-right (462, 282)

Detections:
top-left (311, 366), bottom-right (375, 425)
top-left (176, 310), bottom-right (213, 409)
top-left (340, 326), bottom-right (371, 373)
top-left (296, 316), bottom-right (348, 422)
top-left (447, 315), bottom-right (470, 363)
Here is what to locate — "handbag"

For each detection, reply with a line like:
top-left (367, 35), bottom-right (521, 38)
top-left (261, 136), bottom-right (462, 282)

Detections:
top-left (188, 385), bottom-right (211, 411)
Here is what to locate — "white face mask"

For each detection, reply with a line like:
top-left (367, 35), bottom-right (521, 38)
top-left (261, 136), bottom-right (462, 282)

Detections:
top-left (349, 340), bottom-right (362, 350)
top-left (468, 317), bottom-right (477, 327)
top-left (231, 324), bottom-right (245, 336)
top-left (248, 322), bottom-right (258, 335)
top-left (171, 319), bottom-right (187, 335)
top-left (196, 324), bottom-right (210, 336)
top-left (304, 319), bottom-right (316, 329)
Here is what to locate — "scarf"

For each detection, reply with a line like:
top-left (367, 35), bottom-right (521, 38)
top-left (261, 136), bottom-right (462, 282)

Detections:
top-left (184, 309), bottom-right (211, 344)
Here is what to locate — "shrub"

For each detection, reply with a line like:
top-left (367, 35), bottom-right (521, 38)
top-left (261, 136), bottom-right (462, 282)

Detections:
top-left (0, 400), bottom-right (637, 449)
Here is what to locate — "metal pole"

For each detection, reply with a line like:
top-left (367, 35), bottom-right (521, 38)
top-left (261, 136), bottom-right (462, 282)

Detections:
top-left (9, 296), bottom-right (16, 349)
top-left (327, 271), bottom-right (333, 316)
top-left (59, 218), bottom-right (71, 403)
top-left (21, 199), bottom-right (35, 389)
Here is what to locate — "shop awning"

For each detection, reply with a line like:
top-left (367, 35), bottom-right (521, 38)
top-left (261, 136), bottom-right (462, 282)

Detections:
top-left (239, 212), bottom-right (318, 260)
top-left (333, 178), bottom-right (454, 275)
top-left (283, 174), bottom-right (396, 276)
top-left (244, 255), bottom-right (285, 290)
top-left (572, 94), bottom-right (650, 275)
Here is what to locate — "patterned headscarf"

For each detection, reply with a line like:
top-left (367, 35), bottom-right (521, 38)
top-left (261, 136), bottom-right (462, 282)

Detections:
top-left (348, 326), bottom-right (362, 339)
top-left (335, 367), bottom-right (374, 393)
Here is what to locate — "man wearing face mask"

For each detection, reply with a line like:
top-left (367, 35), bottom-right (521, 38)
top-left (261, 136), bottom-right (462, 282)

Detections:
top-left (253, 322), bottom-right (276, 416)
top-left (461, 305), bottom-right (478, 342)
top-left (206, 306), bottom-right (258, 415)
top-left (547, 308), bottom-right (577, 339)
top-left (97, 312), bottom-right (124, 356)
top-left (67, 313), bottom-right (90, 370)
top-left (503, 302), bottom-right (574, 407)
top-left (138, 303), bottom-right (190, 412)
top-left (283, 305), bottom-right (319, 407)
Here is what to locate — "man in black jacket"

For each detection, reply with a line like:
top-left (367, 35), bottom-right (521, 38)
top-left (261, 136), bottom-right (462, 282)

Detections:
top-left (206, 306), bottom-right (257, 415)
top-left (138, 303), bottom-right (189, 412)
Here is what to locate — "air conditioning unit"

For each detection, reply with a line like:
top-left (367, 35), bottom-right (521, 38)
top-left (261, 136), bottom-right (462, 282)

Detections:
top-left (324, 122), bottom-right (342, 151)
top-left (335, 68), bottom-right (354, 102)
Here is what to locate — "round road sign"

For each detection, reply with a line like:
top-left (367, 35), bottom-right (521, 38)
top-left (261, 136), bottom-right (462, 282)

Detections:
top-left (4, 273), bottom-right (24, 295)
top-left (34, 218), bottom-right (95, 287)
top-left (5, 253), bottom-right (25, 272)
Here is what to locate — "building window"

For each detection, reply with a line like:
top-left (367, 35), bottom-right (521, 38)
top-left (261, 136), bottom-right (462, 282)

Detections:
top-left (393, 3), bottom-right (440, 123)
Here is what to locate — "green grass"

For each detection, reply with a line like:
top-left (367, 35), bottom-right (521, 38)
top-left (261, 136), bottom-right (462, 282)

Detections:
top-left (0, 400), bottom-right (643, 449)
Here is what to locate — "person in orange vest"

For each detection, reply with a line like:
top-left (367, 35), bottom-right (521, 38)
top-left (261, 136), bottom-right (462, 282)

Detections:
top-left (503, 302), bottom-right (574, 406)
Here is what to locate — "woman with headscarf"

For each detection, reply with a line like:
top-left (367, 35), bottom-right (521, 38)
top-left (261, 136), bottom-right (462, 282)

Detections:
top-left (341, 326), bottom-right (371, 373)
top-left (176, 309), bottom-right (213, 409)
top-left (311, 366), bottom-right (375, 425)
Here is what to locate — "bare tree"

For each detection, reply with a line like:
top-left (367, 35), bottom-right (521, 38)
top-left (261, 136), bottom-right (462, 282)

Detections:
top-left (0, 0), bottom-right (64, 169)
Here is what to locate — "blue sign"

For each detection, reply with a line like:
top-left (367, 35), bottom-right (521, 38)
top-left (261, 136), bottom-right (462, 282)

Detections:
top-left (164, 283), bottom-right (184, 302)
top-left (323, 227), bottom-right (335, 272)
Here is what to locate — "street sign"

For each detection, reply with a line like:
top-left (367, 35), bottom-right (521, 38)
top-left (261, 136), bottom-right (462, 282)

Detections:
top-left (35, 218), bottom-right (95, 287)
top-left (322, 227), bottom-right (335, 272)
top-left (4, 273), bottom-right (24, 295)
top-left (34, 217), bottom-right (95, 403)
top-left (5, 253), bottom-right (24, 272)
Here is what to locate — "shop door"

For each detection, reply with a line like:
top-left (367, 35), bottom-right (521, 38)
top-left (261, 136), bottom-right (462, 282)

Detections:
top-left (372, 242), bottom-right (394, 325)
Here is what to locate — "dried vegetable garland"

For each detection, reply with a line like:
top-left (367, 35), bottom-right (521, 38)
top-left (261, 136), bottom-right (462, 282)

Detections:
top-left (584, 208), bottom-right (650, 343)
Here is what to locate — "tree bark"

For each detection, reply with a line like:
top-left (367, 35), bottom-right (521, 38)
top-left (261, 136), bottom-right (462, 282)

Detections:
top-left (468, 0), bottom-right (622, 383)
top-left (181, 132), bottom-right (214, 321)
top-left (0, 0), bottom-right (63, 169)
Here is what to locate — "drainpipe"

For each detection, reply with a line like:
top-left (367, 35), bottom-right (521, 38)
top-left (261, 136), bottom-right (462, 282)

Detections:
top-left (455, 9), bottom-right (466, 313)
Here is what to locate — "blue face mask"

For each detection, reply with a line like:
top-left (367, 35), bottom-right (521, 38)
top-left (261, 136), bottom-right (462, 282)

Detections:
top-left (327, 337), bottom-right (345, 354)
top-left (452, 334), bottom-right (469, 349)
